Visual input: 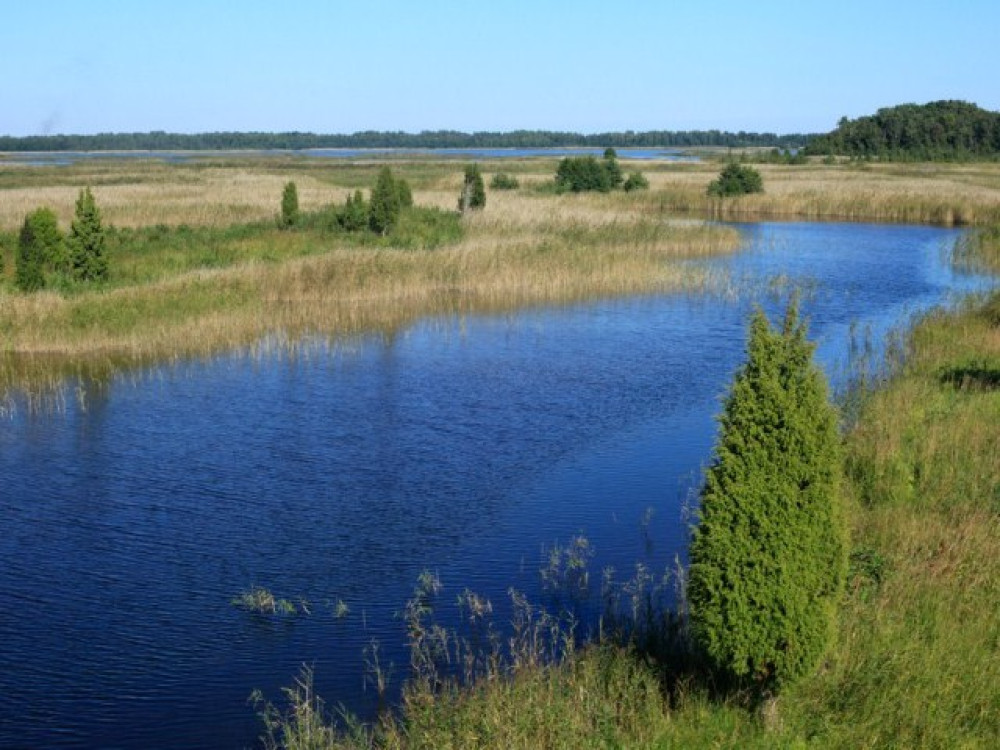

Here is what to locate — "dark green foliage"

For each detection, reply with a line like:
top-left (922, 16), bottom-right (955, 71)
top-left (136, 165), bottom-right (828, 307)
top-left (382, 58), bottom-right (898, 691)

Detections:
top-left (603, 148), bottom-right (624, 189)
top-left (554, 156), bottom-right (612, 193)
top-left (369, 167), bottom-right (401, 235)
top-left (67, 189), bottom-right (109, 282)
top-left (622, 171), bottom-right (649, 192)
top-left (338, 190), bottom-right (369, 232)
top-left (396, 178), bottom-right (414, 209)
top-left (804, 100), bottom-right (1000, 161)
top-left (489, 173), bottom-right (520, 190)
top-left (280, 181), bottom-right (299, 227)
top-left (706, 162), bottom-right (764, 197)
top-left (16, 207), bottom-right (64, 291)
top-left (688, 302), bottom-right (846, 689)
top-left (458, 164), bottom-right (486, 212)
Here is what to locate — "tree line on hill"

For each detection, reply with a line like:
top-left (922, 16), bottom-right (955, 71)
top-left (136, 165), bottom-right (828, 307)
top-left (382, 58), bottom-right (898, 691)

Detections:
top-left (804, 100), bottom-right (1000, 161)
top-left (0, 129), bottom-right (813, 152)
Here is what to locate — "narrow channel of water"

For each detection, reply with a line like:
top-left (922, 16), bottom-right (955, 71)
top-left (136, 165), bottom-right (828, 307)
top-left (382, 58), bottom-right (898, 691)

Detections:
top-left (0, 222), bottom-right (991, 748)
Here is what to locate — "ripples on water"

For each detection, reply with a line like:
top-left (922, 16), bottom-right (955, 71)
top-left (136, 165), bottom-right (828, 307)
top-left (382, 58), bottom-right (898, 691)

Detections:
top-left (0, 222), bottom-right (991, 748)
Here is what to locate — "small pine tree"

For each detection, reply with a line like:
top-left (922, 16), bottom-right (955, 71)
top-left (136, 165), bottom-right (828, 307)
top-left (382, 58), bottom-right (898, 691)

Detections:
top-left (707, 162), bottom-right (764, 197)
top-left (458, 164), bottom-right (486, 212)
top-left (281, 181), bottom-right (300, 227)
top-left (622, 171), bottom-right (649, 192)
top-left (339, 190), bottom-right (369, 232)
top-left (603, 147), bottom-right (624, 189)
top-left (688, 301), bottom-right (846, 690)
top-left (369, 167), bottom-right (400, 235)
top-left (68, 188), bottom-right (108, 282)
top-left (396, 178), bottom-right (414, 209)
top-left (16, 207), bottom-right (64, 291)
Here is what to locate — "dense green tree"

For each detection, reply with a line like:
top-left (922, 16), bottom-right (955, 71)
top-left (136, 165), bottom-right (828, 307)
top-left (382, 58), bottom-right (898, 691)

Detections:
top-left (489, 173), bottom-right (520, 190)
top-left (17, 208), bottom-right (62, 291)
top-left (688, 302), bottom-right (846, 690)
top-left (804, 100), bottom-right (1000, 161)
top-left (67, 188), bottom-right (108, 282)
top-left (622, 171), bottom-right (649, 191)
top-left (396, 178), bottom-right (414, 209)
top-left (458, 164), bottom-right (486, 212)
top-left (603, 148), bottom-right (624, 189)
top-left (281, 181), bottom-right (300, 227)
top-left (369, 167), bottom-right (401, 235)
top-left (706, 162), bottom-right (764, 197)
top-left (338, 190), bottom-right (369, 231)
top-left (555, 156), bottom-right (613, 193)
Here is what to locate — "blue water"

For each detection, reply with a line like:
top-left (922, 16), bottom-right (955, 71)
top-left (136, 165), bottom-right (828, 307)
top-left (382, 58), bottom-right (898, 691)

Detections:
top-left (0, 147), bottom-right (693, 166)
top-left (0, 222), bottom-right (991, 748)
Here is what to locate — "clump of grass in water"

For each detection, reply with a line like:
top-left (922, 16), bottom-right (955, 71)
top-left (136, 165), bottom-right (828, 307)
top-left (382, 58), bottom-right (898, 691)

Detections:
top-left (232, 586), bottom-right (300, 616)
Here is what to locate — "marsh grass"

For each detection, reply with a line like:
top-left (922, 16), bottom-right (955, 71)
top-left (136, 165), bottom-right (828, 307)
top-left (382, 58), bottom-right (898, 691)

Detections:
top-left (232, 586), bottom-right (301, 617)
top-left (0, 189), bottom-right (739, 397)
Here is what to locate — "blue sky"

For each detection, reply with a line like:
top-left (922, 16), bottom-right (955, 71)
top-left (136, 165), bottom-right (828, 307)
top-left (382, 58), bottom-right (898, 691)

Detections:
top-left (2, 0), bottom-right (997, 136)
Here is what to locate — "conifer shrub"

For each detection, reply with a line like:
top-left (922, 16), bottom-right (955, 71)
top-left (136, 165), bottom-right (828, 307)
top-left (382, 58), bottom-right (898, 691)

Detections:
top-left (688, 302), bottom-right (846, 690)
top-left (458, 163), bottom-right (486, 212)
top-left (369, 167), bottom-right (401, 235)
top-left (16, 207), bottom-right (63, 291)
top-left (706, 162), bottom-right (764, 197)
top-left (68, 188), bottom-right (108, 282)
top-left (623, 171), bottom-right (650, 192)
top-left (396, 178), bottom-right (414, 209)
top-left (489, 172), bottom-right (519, 190)
top-left (280, 181), bottom-right (300, 227)
top-left (338, 190), bottom-right (369, 232)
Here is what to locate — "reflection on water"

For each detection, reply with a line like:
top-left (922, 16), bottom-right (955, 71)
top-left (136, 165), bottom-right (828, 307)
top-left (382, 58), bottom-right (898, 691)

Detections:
top-left (0, 222), bottom-right (992, 748)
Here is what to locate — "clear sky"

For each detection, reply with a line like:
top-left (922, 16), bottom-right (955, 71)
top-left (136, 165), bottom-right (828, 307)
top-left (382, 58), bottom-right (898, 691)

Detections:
top-left (2, 0), bottom-right (997, 136)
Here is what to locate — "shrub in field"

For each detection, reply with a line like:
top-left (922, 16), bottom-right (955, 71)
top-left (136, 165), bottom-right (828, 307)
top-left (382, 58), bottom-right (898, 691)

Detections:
top-left (489, 172), bottom-right (520, 190)
top-left (280, 181), bottom-right (299, 227)
top-left (459, 163), bottom-right (486, 212)
top-left (688, 301), bottom-right (846, 689)
top-left (17, 207), bottom-right (63, 291)
top-left (68, 188), bottom-right (108, 282)
top-left (706, 162), bottom-right (764, 197)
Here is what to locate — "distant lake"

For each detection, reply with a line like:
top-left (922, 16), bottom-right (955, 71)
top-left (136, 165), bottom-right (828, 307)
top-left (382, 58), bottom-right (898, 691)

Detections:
top-left (0, 147), bottom-right (696, 166)
top-left (0, 221), bottom-right (992, 748)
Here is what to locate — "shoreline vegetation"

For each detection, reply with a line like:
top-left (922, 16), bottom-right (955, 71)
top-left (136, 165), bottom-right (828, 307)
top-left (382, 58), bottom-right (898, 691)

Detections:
top-left (3, 157), bottom-right (1000, 400)
top-left (254, 253), bottom-right (1000, 749)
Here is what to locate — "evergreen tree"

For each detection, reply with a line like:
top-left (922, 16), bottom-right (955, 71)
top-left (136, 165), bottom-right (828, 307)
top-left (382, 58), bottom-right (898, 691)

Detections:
top-left (16, 207), bottom-right (64, 291)
top-left (603, 147), bottom-right (624, 189)
top-left (706, 162), bottom-right (764, 197)
top-left (396, 178), bottom-right (414, 209)
top-left (458, 164), bottom-right (486, 212)
top-left (281, 181), bottom-right (300, 227)
top-left (369, 167), bottom-right (400, 235)
top-left (688, 302), bottom-right (846, 690)
top-left (339, 190), bottom-right (369, 232)
top-left (67, 188), bottom-right (108, 282)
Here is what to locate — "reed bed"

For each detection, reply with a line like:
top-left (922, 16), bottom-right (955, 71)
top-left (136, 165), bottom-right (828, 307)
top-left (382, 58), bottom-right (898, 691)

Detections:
top-left (0, 218), bottom-right (740, 395)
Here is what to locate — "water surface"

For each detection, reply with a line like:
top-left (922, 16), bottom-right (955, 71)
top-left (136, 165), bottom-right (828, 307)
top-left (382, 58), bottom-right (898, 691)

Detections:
top-left (0, 221), bottom-right (991, 748)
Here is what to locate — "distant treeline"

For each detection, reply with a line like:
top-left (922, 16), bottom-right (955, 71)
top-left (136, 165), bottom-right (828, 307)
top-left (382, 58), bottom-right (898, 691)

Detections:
top-left (0, 129), bottom-right (814, 152)
top-left (804, 101), bottom-right (1000, 161)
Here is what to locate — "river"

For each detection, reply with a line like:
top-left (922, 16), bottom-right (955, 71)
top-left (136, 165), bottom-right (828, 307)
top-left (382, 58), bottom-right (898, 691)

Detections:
top-left (0, 221), bottom-right (991, 748)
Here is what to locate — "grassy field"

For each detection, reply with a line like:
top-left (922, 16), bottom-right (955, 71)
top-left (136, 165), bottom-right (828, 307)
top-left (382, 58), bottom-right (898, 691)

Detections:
top-left (254, 288), bottom-right (1000, 750)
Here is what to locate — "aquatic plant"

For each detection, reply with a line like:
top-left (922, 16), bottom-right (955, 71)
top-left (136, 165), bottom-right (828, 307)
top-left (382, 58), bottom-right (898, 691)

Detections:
top-left (232, 586), bottom-right (299, 616)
